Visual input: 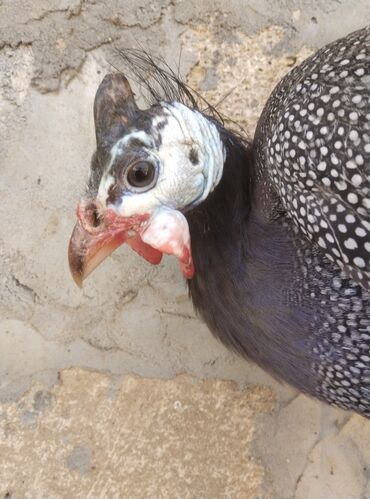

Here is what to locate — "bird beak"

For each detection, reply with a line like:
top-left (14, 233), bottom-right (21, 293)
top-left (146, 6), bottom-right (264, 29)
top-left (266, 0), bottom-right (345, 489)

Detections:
top-left (68, 200), bottom-right (159, 287)
top-left (68, 201), bottom-right (194, 287)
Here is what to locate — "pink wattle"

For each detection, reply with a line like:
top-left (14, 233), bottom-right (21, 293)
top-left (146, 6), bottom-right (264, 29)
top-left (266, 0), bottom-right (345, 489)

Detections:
top-left (126, 234), bottom-right (163, 265)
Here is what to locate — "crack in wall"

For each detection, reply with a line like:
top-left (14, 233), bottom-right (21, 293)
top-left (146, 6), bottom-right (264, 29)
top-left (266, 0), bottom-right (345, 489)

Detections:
top-left (2, 0), bottom-right (367, 94)
top-left (10, 276), bottom-right (39, 304)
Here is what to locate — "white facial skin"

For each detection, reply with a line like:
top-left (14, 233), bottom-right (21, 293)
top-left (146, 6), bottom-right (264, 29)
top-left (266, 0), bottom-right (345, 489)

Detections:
top-left (96, 102), bottom-right (226, 216)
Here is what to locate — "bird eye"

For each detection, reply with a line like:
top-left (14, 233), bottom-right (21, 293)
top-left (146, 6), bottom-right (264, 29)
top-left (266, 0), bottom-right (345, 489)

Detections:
top-left (125, 161), bottom-right (157, 191)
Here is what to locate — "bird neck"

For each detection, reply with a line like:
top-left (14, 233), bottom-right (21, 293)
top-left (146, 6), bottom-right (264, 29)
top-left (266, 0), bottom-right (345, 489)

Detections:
top-left (186, 132), bottom-right (254, 258)
top-left (185, 131), bottom-right (257, 331)
top-left (185, 135), bottom-right (317, 392)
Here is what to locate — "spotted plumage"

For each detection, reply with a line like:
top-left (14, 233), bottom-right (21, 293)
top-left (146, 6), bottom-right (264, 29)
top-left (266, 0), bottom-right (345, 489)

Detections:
top-left (256, 26), bottom-right (370, 288)
top-left (254, 26), bottom-right (370, 414)
top-left (69, 26), bottom-right (370, 418)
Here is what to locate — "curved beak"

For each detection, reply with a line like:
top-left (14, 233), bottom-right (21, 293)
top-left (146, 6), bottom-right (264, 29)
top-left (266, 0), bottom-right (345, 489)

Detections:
top-left (68, 201), bottom-right (194, 287)
top-left (68, 201), bottom-right (128, 287)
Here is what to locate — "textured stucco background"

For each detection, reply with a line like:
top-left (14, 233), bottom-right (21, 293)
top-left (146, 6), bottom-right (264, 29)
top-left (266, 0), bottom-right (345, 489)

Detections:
top-left (1, 1), bottom-right (370, 497)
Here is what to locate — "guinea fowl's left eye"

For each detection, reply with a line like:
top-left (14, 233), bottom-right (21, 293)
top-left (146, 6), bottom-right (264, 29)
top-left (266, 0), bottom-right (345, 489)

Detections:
top-left (125, 161), bottom-right (157, 191)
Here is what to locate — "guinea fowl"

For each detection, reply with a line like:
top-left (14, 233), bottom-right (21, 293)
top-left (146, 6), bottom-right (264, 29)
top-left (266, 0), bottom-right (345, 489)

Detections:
top-left (69, 26), bottom-right (370, 418)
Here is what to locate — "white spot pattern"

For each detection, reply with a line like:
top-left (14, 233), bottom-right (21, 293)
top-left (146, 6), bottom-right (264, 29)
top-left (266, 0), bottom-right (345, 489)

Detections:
top-left (261, 26), bottom-right (370, 291)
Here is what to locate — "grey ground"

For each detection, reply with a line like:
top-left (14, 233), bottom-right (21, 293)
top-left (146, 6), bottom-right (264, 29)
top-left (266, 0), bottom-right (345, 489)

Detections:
top-left (1, 1), bottom-right (370, 497)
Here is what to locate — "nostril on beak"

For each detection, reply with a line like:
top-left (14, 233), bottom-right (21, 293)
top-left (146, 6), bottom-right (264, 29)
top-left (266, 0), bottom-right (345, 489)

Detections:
top-left (90, 204), bottom-right (101, 228)
top-left (77, 200), bottom-right (104, 232)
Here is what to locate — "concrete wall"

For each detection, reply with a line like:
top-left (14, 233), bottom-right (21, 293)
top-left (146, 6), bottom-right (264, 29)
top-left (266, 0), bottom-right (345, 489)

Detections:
top-left (1, 1), bottom-right (370, 497)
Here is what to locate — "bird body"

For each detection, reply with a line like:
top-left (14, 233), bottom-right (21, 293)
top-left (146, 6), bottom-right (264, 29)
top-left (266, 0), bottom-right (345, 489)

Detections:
top-left (69, 26), bottom-right (370, 417)
top-left (252, 25), bottom-right (370, 413)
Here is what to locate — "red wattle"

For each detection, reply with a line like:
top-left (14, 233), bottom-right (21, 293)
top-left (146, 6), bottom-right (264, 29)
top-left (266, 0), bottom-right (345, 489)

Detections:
top-left (126, 234), bottom-right (163, 265)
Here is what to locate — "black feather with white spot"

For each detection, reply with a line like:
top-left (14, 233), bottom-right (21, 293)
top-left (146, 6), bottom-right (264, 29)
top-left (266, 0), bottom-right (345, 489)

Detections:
top-left (251, 26), bottom-right (370, 415)
top-left (256, 26), bottom-right (370, 289)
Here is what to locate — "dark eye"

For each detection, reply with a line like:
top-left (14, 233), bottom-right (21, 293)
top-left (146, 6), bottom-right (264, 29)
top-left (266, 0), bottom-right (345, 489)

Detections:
top-left (125, 161), bottom-right (157, 191)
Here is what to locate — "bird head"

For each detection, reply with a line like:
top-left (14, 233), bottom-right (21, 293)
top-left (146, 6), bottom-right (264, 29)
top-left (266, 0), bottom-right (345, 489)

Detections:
top-left (68, 71), bottom-right (226, 287)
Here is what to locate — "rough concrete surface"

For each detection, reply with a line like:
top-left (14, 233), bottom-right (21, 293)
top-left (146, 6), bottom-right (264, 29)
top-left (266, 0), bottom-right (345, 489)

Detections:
top-left (1, 1), bottom-right (370, 497)
top-left (0, 370), bottom-right (274, 497)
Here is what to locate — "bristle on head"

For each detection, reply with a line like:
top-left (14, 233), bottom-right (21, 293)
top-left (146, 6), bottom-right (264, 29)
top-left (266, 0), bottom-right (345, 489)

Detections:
top-left (114, 48), bottom-right (236, 128)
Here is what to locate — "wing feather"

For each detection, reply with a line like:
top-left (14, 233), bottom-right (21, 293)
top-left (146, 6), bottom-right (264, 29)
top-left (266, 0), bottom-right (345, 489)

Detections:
top-left (259, 26), bottom-right (370, 288)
